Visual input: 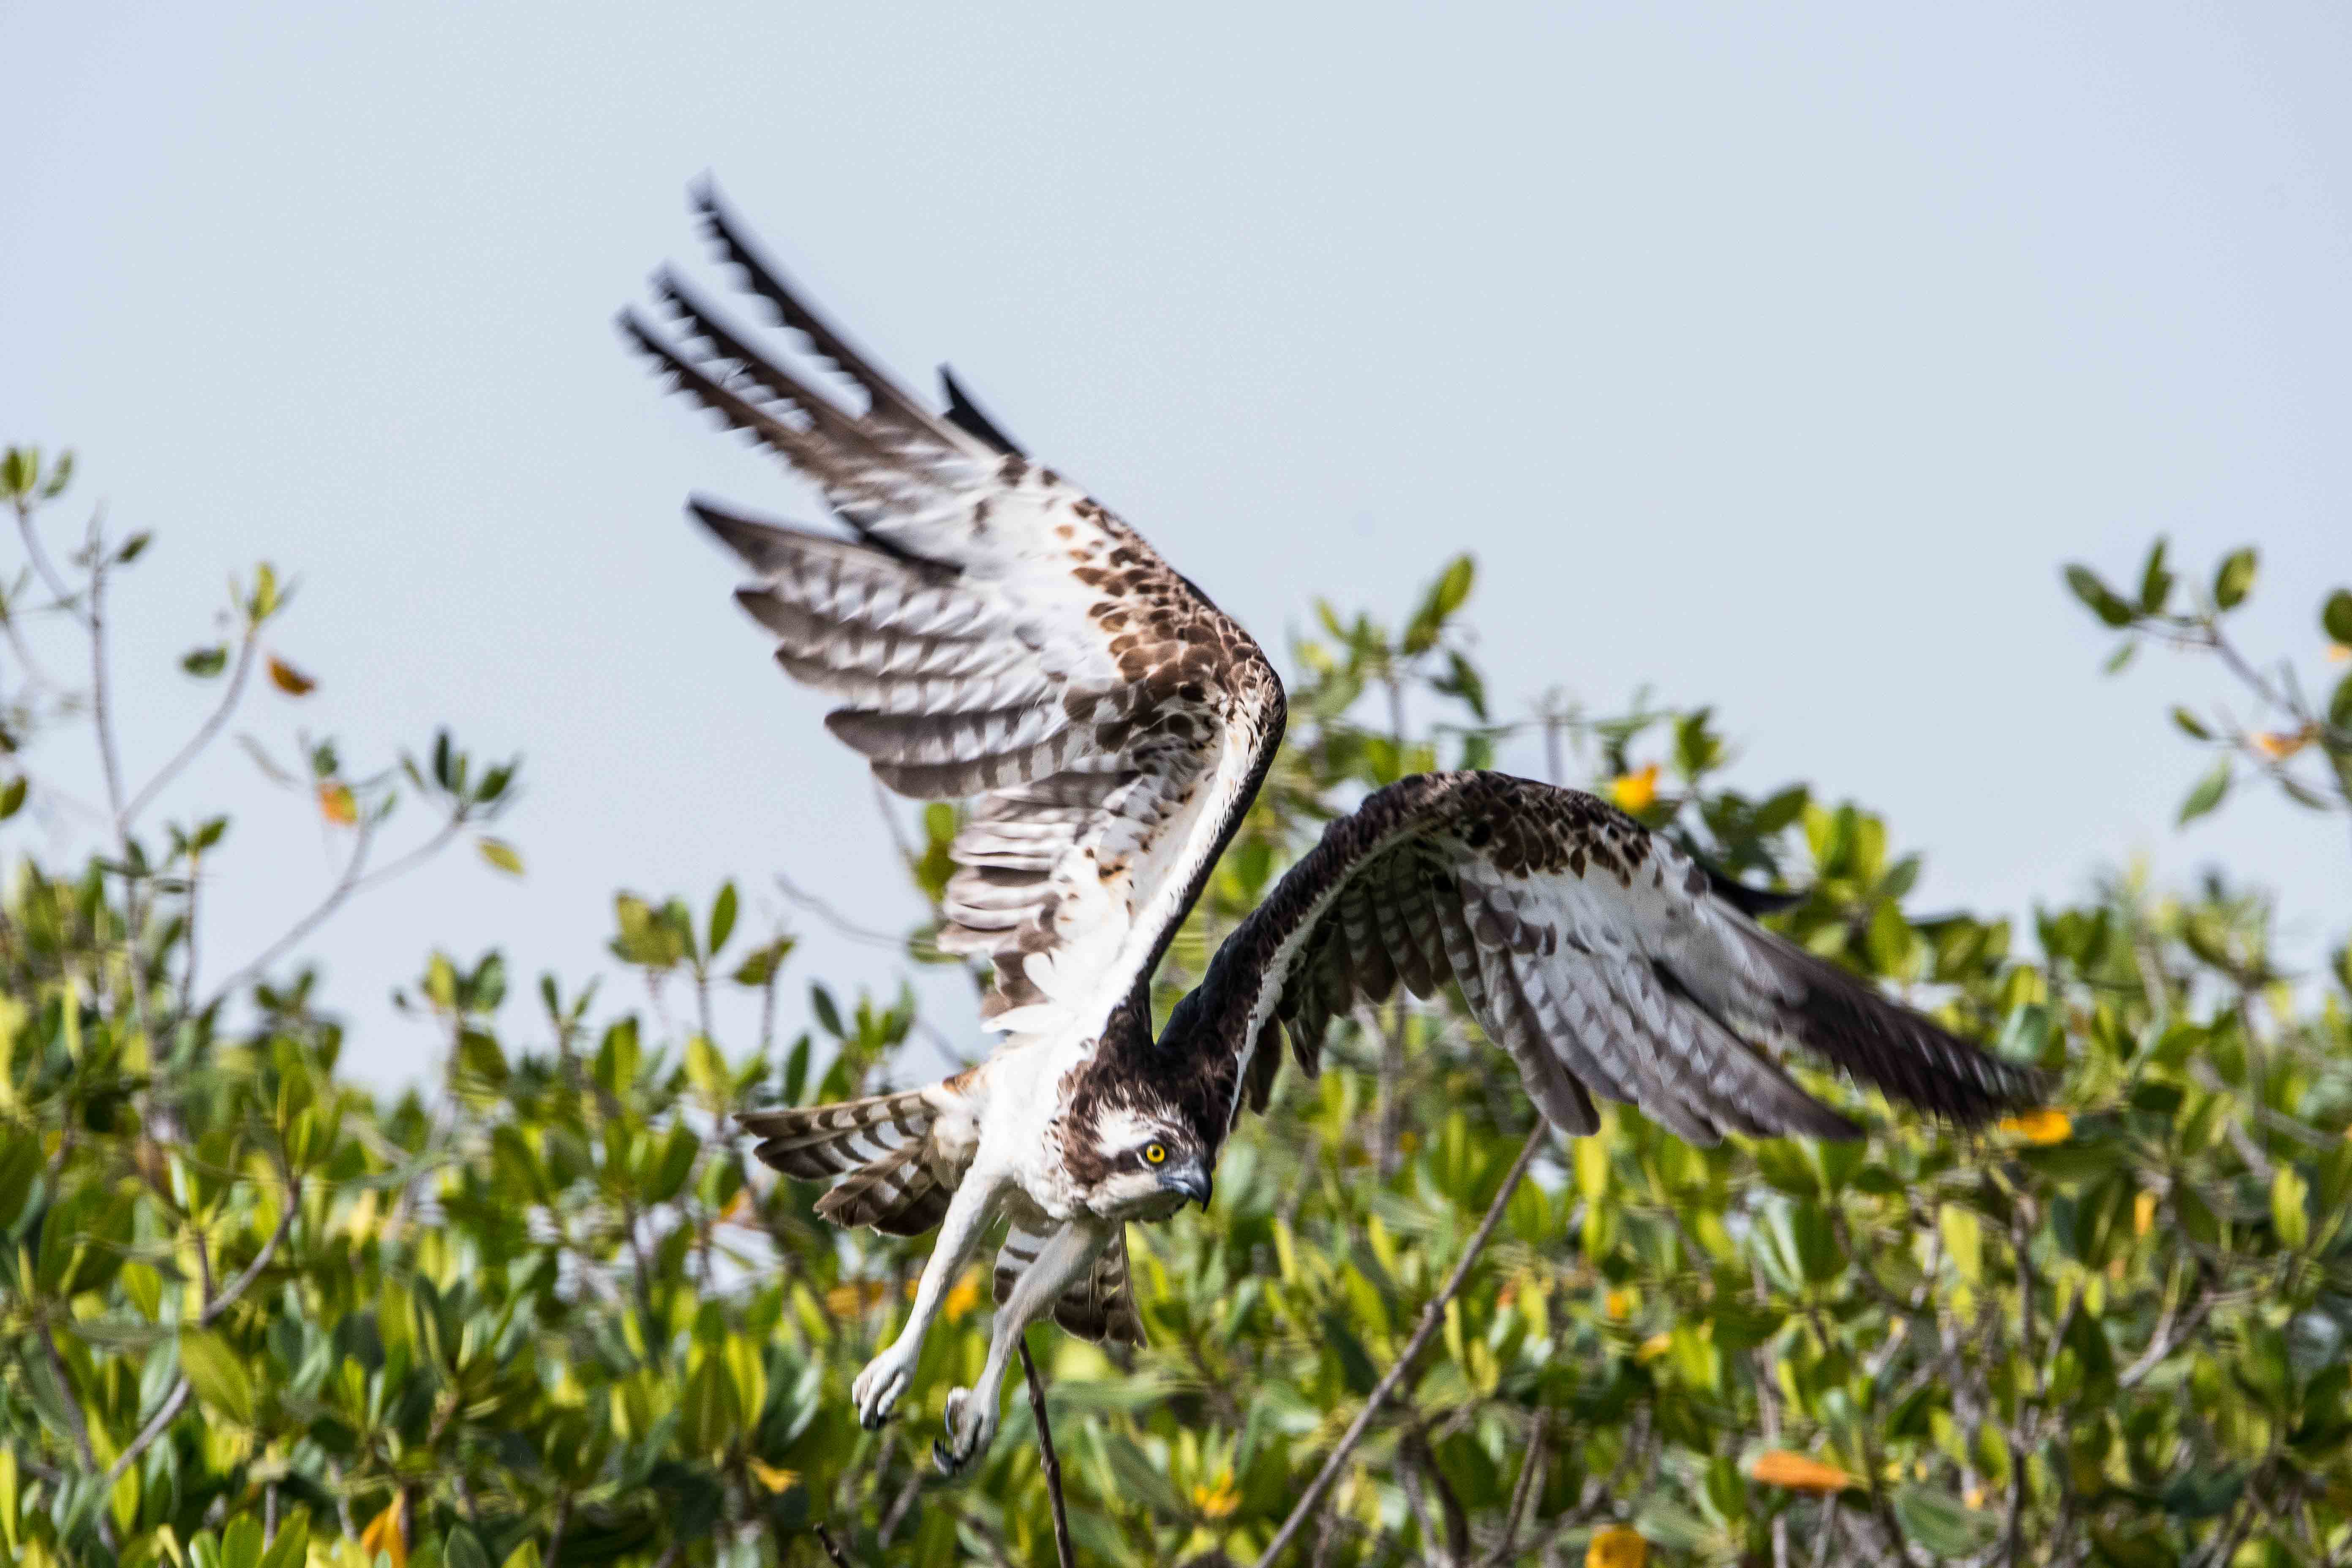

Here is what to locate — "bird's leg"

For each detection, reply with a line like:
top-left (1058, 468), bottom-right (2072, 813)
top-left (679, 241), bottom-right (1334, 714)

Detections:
top-left (852, 1175), bottom-right (999, 1429)
top-left (936, 1219), bottom-right (1107, 1475)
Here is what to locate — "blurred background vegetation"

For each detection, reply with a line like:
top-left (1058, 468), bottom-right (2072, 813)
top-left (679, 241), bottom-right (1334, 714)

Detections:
top-left (3, 444), bottom-right (2351, 1568)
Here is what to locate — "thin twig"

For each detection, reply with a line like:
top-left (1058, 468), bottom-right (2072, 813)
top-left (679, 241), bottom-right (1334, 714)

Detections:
top-left (204, 810), bottom-right (468, 1010)
top-left (97, 1177), bottom-right (301, 1499)
top-left (1253, 1124), bottom-right (1548, 1568)
top-left (1020, 1337), bottom-right (1076, 1568)
top-left (811, 1524), bottom-right (856, 1567)
top-left (125, 628), bottom-right (261, 825)
top-left (84, 513), bottom-right (128, 837)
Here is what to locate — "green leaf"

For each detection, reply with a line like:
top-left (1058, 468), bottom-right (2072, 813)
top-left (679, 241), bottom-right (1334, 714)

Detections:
top-left (259, 1513), bottom-right (311, 1568)
top-left (0, 777), bottom-right (24, 820)
top-left (810, 984), bottom-right (844, 1038)
top-left (2274, 1164), bottom-right (2311, 1250)
top-left (182, 646), bottom-right (229, 678)
top-left (2178, 757), bottom-right (2230, 825)
top-left (117, 531), bottom-right (152, 564)
top-left (731, 937), bottom-right (793, 988)
top-left (1893, 1485), bottom-right (1995, 1556)
top-left (222, 1516), bottom-right (265, 1568)
top-left (1938, 1204), bottom-right (1983, 1284)
top-left (1403, 555), bottom-right (1477, 654)
top-left (444, 1527), bottom-right (492, 1568)
top-left (179, 1329), bottom-right (257, 1426)
top-left (2333, 671), bottom-right (2352, 730)
top-left (2169, 707), bottom-right (2210, 741)
top-left (2063, 564), bottom-right (2135, 628)
top-left (2137, 538), bottom-right (2172, 614)
top-left (2213, 546), bottom-right (2257, 610)
top-left (477, 837), bottom-right (523, 876)
top-left (708, 881), bottom-right (738, 956)
top-left (2325, 589), bottom-right (2352, 646)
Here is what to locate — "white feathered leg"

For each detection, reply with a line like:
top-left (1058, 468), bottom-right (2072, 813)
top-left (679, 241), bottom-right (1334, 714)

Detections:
top-left (851, 1175), bottom-right (1002, 1429)
top-left (935, 1218), bottom-right (1108, 1475)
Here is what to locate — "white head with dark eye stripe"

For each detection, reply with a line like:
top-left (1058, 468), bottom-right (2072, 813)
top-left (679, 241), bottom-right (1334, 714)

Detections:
top-left (1076, 1104), bottom-right (1214, 1219)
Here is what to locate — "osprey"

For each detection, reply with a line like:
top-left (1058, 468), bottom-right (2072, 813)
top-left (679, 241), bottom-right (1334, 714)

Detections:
top-left (621, 187), bottom-right (2044, 1474)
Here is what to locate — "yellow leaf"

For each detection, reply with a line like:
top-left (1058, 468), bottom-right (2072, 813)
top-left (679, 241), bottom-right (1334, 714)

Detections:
top-left (1636, 1332), bottom-right (1672, 1363)
top-left (945, 1269), bottom-right (983, 1325)
top-left (1604, 1288), bottom-right (1633, 1321)
top-left (1997, 1108), bottom-right (2072, 1145)
top-left (824, 1280), bottom-right (889, 1317)
top-left (1586, 1525), bottom-right (1649, 1568)
top-left (1750, 1449), bottom-right (1860, 1493)
top-left (2133, 1190), bottom-right (2157, 1236)
top-left (1608, 764), bottom-right (1660, 813)
top-left (1964, 1484), bottom-right (1986, 1510)
top-left (746, 1458), bottom-right (799, 1494)
top-left (1192, 1474), bottom-right (1240, 1521)
top-left (266, 655), bottom-right (315, 696)
top-left (317, 782), bottom-right (357, 826)
top-left (2328, 643), bottom-right (2349, 663)
top-left (359, 1497), bottom-right (407, 1568)
top-left (2252, 727), bottom-right (2311, 761)
top-left (478, 837), bottom-right (524, 876)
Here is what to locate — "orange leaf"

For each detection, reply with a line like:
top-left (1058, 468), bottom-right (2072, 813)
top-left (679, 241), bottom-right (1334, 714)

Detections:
top-left (2327, 643), bottom-right (2350, 664)
top-left (267, 655), bottom-right (316, 696)
top-left (1750, 1449), bottom-right (1860, 1493)
top-left (1604, 1288), bottom-right (1633, 1321)
top-left (359, 1496), bottom-right (408, 1568)
top-left (1998, 1108), bottom-right (2072, 1145)
top-left (1608, 764), bottom-right (1660, 813)
top-left (1586, 1526), bottom-right (1649, 1567)
top-left (2251, 727), bottom-right (2311, 761)
top-left (317, 783), bottom-right (357, 826)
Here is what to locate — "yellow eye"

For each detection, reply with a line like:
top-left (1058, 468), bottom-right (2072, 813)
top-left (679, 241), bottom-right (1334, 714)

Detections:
top-left (1144, 1143), bottom-right (1168, 1165)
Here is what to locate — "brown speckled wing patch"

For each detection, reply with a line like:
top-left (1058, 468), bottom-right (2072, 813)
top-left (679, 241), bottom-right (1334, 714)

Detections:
top-left (626, 188), bottom-right (1286, 1042)
top-left (1170, 771), bottom-right (2047, 1146)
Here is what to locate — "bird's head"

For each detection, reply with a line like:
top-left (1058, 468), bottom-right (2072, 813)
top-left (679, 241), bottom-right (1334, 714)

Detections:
top-left (1076, 1103), bottom-right (1215, 1220)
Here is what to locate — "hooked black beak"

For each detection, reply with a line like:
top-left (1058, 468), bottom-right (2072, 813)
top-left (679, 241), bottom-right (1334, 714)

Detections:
top-left (1162, 1164), bottom-right (1214, 1209)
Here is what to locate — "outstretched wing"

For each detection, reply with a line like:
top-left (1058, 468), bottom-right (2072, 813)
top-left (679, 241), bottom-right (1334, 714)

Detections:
top-left (622, 185), bottom-right (1285, 1041)
top-left (1167, 771), bottom-right (2045, 1144)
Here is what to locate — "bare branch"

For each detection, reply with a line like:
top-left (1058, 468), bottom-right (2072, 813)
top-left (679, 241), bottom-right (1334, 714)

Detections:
top-left (125, 626), bottom-right (262, 826)
top-left (1253, 1124), bottom-right (1547, 1568)
top-left (1019, 1337), bottom-right (1077, 1568)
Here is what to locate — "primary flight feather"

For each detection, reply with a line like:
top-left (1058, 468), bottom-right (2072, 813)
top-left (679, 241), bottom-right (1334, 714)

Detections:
top-left (621, 185), bottom-right (2044, 1474)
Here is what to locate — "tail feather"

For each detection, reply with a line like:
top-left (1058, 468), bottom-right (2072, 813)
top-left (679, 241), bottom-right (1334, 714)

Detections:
top-left (814, 1145), bottom-right (953, 1236)
top-left (739, 1090), bottom-right (934, 1181)
top-left (741, 1089), bottom-right (964, 1237)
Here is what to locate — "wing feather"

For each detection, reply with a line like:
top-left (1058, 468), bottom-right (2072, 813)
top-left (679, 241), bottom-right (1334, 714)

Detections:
top-left (1163, 771), bottom-right (2046, 1146)
top-left (628, 192), bottom-right (1286, 1046)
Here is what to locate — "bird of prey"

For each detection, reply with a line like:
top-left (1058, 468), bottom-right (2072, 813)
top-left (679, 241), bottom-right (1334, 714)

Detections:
top-left (620, 186), bottom-right (2044, 1474)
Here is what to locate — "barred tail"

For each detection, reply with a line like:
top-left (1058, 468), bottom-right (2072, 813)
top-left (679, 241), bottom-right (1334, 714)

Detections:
top-left (739, 1089), bottom-right (953, 1235)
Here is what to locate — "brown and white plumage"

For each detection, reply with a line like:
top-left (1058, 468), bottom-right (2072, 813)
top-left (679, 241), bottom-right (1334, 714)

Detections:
top-left (621, 185), bottom-right (1284, 1048)
top-left (1159, 770), bottom-right (2044, 1146)
top-left (626, 189), bottom-right (2042, 1480)
top-left (626, 186), bottom-right (1276, 1473)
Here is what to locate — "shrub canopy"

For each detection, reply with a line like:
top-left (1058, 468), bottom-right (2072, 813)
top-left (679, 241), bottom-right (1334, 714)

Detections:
top-left (3, 446), bottom-right (2350, 1566)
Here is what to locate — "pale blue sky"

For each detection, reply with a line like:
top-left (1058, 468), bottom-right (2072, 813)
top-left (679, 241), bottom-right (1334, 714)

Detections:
top-left (3, 4), bottom-right (2347, 1089)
